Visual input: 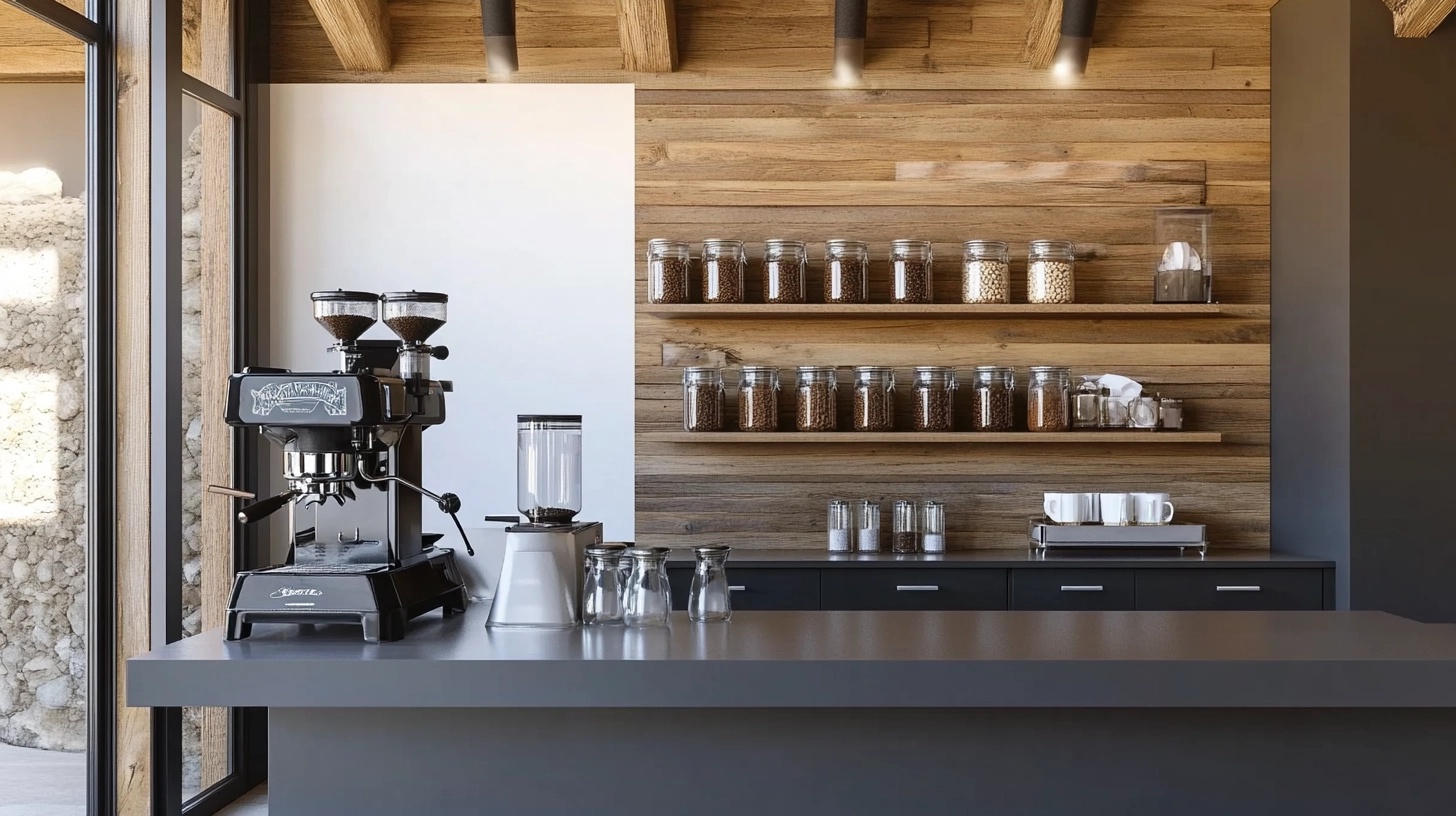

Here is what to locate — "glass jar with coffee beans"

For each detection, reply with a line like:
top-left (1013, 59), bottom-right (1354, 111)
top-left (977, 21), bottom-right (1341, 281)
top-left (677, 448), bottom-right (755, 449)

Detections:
top-left (1027, 365), bottom-right (1072, 432)
top-left (646, 239), bottom-right (691, 304)
top-left (911, 366), bottom-right (957, 432)
top-left (701, 239), bottom-right (746, 304)
top-left (762, 239), bottom-right (807, 304)
top-left (795, 366), bottom-right (839, 432)
top-left (852, 366), bottom-right (895, 432)
top-left (738, 366), bottom-right (781, 432)
top-left (1027, 240), bottom-right (1076, 304)
top-left (824, 239), bottom-right (869, 304)
top-left (892, 500), bottom-right (920, 554)
top-left (682, 367), bottom-right (725, 432)
top-left (961, 240), bottom-right (1011, 304)
top-left (967, 365), bottom-right (1016, 432)
top-left (890, 239), bottom-right (934, 304)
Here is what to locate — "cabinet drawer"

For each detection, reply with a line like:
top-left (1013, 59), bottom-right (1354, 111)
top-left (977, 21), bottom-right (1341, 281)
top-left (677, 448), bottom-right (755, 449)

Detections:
top-left (821, 568), bottom-right (1007, 611)
top-left (1010, 569), bottom-right (1135, 611)
top-left (667, 567), bottom-right (819, 611)
top-left (1135, 569), bottom-right (1325, 611)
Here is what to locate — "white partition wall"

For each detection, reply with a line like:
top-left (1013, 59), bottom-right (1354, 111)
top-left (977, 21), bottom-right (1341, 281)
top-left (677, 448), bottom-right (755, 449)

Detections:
top-left (269, 84), bottom-right (636, 541)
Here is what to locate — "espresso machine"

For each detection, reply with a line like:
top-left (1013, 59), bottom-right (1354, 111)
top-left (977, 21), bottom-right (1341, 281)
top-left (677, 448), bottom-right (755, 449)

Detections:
top-left (485, 415), bottom-right (603, 628)
top-left (219, 290), bottom-right (472, 643)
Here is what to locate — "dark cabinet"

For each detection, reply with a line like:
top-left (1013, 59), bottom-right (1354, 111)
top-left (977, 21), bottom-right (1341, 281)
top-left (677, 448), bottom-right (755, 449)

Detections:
top-left (820, 568), bottom-right (1008, 611)
top-left (1135, 569), bottom-right (1326, 611)
top-left (1010, 569), bottom-right (1135, 611)
top-left (667, 567), bottom-right (819, 611)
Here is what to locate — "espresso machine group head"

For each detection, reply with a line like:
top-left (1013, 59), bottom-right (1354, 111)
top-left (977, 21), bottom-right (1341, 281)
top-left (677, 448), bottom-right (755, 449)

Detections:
top-left (218, 290), bottom-right (471, 643)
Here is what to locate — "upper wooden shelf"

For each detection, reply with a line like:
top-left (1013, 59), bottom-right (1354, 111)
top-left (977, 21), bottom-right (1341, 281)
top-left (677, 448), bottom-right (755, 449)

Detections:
top-left (643, 432), bottom-right (1223, 444)
top-left (639, 304), bottom-right (1257, 319)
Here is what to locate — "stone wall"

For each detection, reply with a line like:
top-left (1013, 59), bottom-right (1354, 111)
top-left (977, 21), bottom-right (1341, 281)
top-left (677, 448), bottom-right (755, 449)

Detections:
top-left (180, 124), bottom-right (205, 794)
top-left (0, 167), bottom-right (87, 751)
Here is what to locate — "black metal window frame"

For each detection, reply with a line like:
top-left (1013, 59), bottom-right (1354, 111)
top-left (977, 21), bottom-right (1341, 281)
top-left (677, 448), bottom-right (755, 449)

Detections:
top-left (150, 1), bottom-right (270, 815)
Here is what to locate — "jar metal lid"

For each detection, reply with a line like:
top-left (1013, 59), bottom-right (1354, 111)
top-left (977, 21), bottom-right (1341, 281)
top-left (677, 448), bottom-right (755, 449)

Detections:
top-left (1028, 239), bottom-right (1075, 252)
top-left (647, 238), bottom-right (689, 251)
top-left (764, 238), bottom-right (806, 248)
top-left (796, 365), bottom-right (837, 372)
top-left (1027, 365), bottom-right (1071, 373)
top-left (740, 364), bottom-right (779, 373)
top-left (962, 240), bottom-right (1009, 251)
top-left (683, 366), bottom-right (721, 373)
top-left (825, 238), bottom-right (867, 247)
top-left (311, 289), bottom-right (379, 302)
top-left (913, 365), bottom-right (954, 373)
top-left (891, 239), bottom-right (931, 248)
top-left (692, 545), bottom-right (732, 556)
top-left (626, 546), bottom-right (672, 559)
top-left (380, 290), bottom-right (448, 303)
top-left (970, 365), bottom-right (1015, 373)
top-left (518, 414), bottom-right (583, 424)
top-left (853, 365), bottom-right (894, 373)
top-left (586, 543), bottom-right (628, 557)
top-left (702, 238), bottom-right (743, 247)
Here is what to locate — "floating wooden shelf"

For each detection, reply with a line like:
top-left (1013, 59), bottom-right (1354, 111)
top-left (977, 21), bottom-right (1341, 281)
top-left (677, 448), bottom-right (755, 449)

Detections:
top-left (639, 303), bottom-right (1251, 319)
top-left (643, 432), bottom-right (1224, 444)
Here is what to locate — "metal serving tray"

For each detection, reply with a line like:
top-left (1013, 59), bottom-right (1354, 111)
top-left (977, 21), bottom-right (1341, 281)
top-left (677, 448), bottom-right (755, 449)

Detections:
top-left (1028, 518), bottom-right (1207, 557)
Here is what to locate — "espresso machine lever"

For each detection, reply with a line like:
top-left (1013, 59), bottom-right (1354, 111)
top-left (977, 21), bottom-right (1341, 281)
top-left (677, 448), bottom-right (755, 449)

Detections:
top-left (355, 465), bottom-right (474, 556)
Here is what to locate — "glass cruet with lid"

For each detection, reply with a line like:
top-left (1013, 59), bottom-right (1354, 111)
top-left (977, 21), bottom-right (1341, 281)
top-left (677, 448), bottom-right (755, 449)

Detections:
top-left (688, 545), bottom-right (733, 623)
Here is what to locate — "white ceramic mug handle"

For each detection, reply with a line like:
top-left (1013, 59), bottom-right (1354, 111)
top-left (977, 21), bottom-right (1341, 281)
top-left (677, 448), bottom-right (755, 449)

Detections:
top-left (1162, 500), bottom-right (1175, 524)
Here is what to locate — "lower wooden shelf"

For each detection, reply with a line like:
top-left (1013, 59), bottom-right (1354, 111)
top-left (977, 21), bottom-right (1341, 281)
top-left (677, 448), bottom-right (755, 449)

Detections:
top-left (642, 431), bottom-right (1223, 444)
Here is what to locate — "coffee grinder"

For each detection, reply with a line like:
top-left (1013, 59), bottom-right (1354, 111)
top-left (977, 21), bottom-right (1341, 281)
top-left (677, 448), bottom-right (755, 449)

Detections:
top-left (217, 290), bottom-right (472, 643)
top-left (485, 415), bottom-right (604, 628)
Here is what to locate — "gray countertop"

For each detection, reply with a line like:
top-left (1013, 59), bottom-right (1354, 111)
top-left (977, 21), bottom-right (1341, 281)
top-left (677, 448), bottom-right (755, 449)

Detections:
top-left (128, 608), bottom-right (1456, 709)
top-left (664, 549), bottom-right (1334, 568)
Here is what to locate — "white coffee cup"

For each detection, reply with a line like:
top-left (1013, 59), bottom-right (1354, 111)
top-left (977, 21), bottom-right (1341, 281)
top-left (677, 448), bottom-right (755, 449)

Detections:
top-left (1133, 493), bottom-right (1176, 525)
top-left (1045, 492), bottom-right (1100, 525)
top-left (1099, 493), bottom-right (1136, 526)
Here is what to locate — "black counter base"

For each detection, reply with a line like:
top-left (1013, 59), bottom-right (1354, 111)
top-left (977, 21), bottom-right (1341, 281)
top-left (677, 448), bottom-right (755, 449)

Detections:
top-left (270, 707), bottom-right (1456, 816)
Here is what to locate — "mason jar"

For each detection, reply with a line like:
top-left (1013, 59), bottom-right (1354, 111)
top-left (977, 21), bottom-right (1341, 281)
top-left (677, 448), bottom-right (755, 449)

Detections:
top-left (890, 239), bottom-right (934, 304)
top-left (967, 366), bottom-right (1016, 432)
top-left (682, 366), bottom-right (725, 432)
top-left (1027, 366), bottom-right (1072, 432)
top-left (824, 239), bottom-right (869, 304)
top-left (646, 239), bottom-right (691, 304)
top-left (961, 240), bottom-right (1011, 304)
top-left (911, 366), bottom-right (957, 432)
top-left (762, 239), bottom-right (807, 304)
top-left (701, 239), bottom-right (746, 304)
top-left (1027, 239), bottom-right (1076, 304)
top-left (738, 366), bottom-right (780, 432)
top-left (796, 366), bottom-right (839, 432)
top-left (852, 366), bottom-right (895, 432)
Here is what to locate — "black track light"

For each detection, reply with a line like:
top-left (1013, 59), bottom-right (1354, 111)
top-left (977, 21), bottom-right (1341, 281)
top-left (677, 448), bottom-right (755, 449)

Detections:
top-left (481, 0), bottom-right (519, 76)
top-left (1052, 0), bottom-right (1099, 80)
top-left (833, 0), bottom-right (868, 83)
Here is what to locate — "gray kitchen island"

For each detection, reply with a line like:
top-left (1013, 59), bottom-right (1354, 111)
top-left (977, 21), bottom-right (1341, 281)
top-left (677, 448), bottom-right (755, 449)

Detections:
top-left (129, 609), bottom-right (1456, 815)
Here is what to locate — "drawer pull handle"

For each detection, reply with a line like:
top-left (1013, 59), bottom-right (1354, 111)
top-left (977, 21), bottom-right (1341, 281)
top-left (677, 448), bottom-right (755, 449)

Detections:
top-left (896, 585), bottom-right (940, 592)
top-left (1060, 585), bottom-right (1104, 592)
top-left (729, 586), bottom-right (747, 592)
top-left (1216, 585), bottom-right (1262, 592)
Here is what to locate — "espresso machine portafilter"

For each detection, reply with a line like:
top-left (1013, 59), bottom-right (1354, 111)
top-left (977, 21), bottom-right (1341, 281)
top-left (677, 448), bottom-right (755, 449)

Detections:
top-left (214, 289), bottom-right (473, 643)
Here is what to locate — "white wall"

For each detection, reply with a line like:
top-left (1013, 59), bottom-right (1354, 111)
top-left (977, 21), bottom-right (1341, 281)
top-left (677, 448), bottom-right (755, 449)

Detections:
top-left (269, 84), bottom-right (636, 542)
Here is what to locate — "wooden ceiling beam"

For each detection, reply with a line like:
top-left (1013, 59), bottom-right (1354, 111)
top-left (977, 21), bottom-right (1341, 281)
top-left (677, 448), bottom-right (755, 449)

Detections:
top-left (306, 0), bottom-right (392, 71)
top-left (617, 0), bottom-right (678, 72)
top-left (1383, 0), bottom-right (1456, 37)
top-left (1022, 0), bottom-right (1063, 69)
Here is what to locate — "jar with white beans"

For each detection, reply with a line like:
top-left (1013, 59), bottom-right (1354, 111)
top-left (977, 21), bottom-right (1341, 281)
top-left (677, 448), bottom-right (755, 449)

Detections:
top-left (1026, 239), bottom-right (1076, 304)
top-left (961, 240), bottom-right (1011, 304)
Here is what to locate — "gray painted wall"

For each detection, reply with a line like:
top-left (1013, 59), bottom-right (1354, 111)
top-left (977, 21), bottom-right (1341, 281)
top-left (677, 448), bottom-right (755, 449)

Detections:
top-left (0, 85), bottom-right (86, 196)
top-left (1272, 0), bottom-right (1456, 620)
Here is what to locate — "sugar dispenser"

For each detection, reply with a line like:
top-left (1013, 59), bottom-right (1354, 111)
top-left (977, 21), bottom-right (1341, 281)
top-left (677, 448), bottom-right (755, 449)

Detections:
top-left (688, 545), bottom-right (733, 623)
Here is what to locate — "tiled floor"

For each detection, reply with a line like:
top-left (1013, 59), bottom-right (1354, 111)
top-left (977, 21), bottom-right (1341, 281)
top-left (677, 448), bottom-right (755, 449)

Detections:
top-left (0, 743), bottom-right (86, 816)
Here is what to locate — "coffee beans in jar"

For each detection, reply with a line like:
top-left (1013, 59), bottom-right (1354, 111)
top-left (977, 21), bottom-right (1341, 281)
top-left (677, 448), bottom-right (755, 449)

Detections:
top-left (911, 366), bottom-right (957, 431)
top-left (890, 239), bottom-right (934, 304)
top-left (795, 366), bottom-right (838, 432)
top-left (824, 240), bottom-right (869, 304)
top-left (961, 240), bottom-right (1011, 304)
top-left (1027, 365), bottom-right (1071, 432)
top-left (852, 366), bottom-right (895, 432)
top-left (967, 366), bottom-right (1016, 432)
top-left (738, 366), bottom-right (780, 432)
top-left (702, 239), bottom-right (746, 304)
top-left (892, 500), bottom-right (919, 553)
top-left (682, 367), bottom-right (725, 432)
top-left (646, 239), bottom-right (691, 304)
top-left (1027, 239), bottom-right (1076, 304)
top-left (762, 239), bottom-right (807, 304)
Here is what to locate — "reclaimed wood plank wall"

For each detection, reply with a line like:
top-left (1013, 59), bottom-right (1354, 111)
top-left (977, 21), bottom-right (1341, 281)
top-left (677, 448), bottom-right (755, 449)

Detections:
top-left (271, 0), bottom-right (1273, 550)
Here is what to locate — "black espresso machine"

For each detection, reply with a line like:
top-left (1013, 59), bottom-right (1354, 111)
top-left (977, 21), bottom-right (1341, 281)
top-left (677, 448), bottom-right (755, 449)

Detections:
top-left (217, 290), bottom-right (473, 642)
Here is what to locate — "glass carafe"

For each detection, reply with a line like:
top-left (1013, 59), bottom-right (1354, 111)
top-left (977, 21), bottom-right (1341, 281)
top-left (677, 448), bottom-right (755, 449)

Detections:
top-left (517, 415), bottom-right (583, 524)
top-left (582, 544), bottom-right (627, 625)
top-left (688, 545), bottom-right (733, 623)
top-left (624, 547), bottom-right (673, 627)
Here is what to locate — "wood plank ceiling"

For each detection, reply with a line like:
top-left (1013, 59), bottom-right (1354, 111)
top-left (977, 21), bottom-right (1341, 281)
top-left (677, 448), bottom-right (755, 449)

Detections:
top-left (270, 0), bottom-right (1276, 551)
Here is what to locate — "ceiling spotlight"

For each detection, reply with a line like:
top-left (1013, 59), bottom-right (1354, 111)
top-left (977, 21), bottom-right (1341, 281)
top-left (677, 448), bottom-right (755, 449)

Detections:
top-left (481, 0), bottom-right (519, 76)
top-left (833, 0), bottom-right (867, 83)
top-left (1051, 0), bottom-right (1099, 80)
